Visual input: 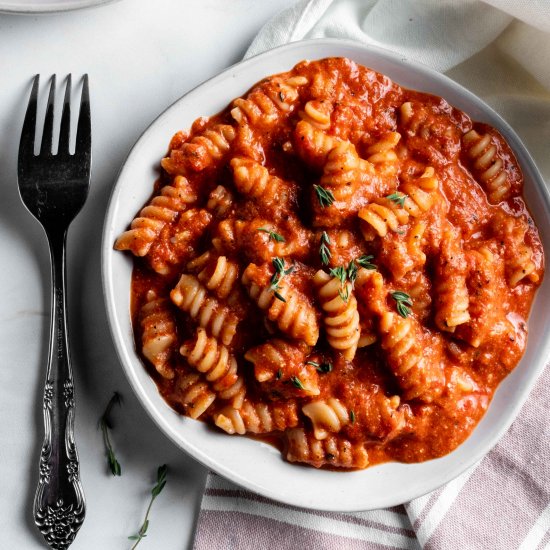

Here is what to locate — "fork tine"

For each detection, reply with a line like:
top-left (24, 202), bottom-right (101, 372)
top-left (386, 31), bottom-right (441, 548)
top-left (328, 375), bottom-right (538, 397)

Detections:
top-left (75, 75), bottom-right (91, 160)
top-left (58, 75), bottom-right (72, 155)
top-left (19, 75), bottom-right (39, 159)
top-left (40, 75), bottom-right (56, 156)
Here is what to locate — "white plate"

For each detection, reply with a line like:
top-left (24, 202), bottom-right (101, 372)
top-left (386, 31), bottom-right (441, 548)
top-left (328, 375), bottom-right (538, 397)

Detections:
top-left (0, 0), bottom-right (117, 14)
top-left (101, 38), bottom-right (550, 511)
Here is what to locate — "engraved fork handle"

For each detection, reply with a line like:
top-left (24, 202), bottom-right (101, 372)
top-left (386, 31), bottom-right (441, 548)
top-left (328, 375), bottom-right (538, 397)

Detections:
top-left (33, 227), bottom-right (85, 550)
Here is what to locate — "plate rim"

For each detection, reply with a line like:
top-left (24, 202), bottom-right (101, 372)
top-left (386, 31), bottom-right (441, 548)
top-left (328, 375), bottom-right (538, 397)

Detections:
top-left (0, 0), bottom-right (118, 14)
top-left (101, 37), bottom-right (550, 511)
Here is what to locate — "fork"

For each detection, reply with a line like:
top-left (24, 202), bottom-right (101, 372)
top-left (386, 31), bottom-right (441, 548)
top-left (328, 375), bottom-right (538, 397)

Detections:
top-left (18, 75), bottom-right (91, 550)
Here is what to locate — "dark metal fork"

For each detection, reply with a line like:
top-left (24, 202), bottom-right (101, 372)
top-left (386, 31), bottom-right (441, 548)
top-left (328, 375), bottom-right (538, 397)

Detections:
top-left (18, 75), bottom-right (91, 550)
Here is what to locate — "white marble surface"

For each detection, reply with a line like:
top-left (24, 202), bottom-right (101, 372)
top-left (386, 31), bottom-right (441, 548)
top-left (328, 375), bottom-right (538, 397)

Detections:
top-left (0, 1), bottom-right (295, 548)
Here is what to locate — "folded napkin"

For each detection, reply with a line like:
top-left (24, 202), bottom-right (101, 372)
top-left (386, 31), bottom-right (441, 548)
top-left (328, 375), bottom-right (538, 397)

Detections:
top-left (194, 2), bottom-right (550, 548)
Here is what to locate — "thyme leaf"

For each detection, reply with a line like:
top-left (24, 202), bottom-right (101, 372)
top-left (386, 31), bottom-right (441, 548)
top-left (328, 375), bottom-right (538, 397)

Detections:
top-left (270, 257), bottom-right (294, 302)
top-left (347, 260), bottom-right (358, 285)
top-left (349, 410), bottom-right (356, 424)
top-left (317, 362), bottom-right (333, 374)
top-left (319, 231), bottom-right (331, 265)
top-left (386, 192), bottom-right (407, 208)
top-left (99, 392), bottom-right (122, 477)
top-left (390, 290), bottom-right (413, 318)
top-left (329, 266), bottom-right (347, 285)
top-left (291, 376), bottom-right (305, 390)
top-left (258, 227), bottom-right (286, 243)
top-left (356, 254), bottom-right (377, 270)
top-left (314, 184), bottom-right (335, 207)
top-left (129, 465), bottom-right (168, 549)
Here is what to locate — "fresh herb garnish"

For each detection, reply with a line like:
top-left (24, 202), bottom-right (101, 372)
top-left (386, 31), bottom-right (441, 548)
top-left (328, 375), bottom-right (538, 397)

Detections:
top-left (314, 184), bottom-right (335, 207)
top-left (129, 465), bottom-right (168, 549)
top-left (276, 368), bottom-right (283, 380)
top-left (318, 362), bottom-right (333, 374)
top-left (329, 266), bottom-right (347, 285)
top-left (386, 192), bottom-right (407, 208)
top-left (269, 257), bottom-right (294, 302)
top-left (291, 376), bottom-right (305, 390)
top-left (329, 263), bottom-right (359, 302)
top-left (347, 260), bottom-right (358, 285)
top-left (319, 231), bottom-right (331, 265)
top-left (390, 291), bottom-right (413, 318)
top-left (356, 254), bottom-right (377, 270)
top-left (305, 360), bottom-right (333, 374)
top-left (99, 392), bottom-right (122, 477)
top-left (349, 410), bottom-right (356, 424)
top-left (258, 227), bottom-right (286, 243)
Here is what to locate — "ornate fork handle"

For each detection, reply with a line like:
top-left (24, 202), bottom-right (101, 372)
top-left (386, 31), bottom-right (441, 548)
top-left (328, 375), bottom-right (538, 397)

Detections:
top-left (34, 227), bottom-right (85, 550)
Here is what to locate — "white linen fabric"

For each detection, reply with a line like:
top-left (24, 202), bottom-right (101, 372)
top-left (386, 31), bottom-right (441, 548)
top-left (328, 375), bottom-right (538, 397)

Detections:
top-left (194, 1), bottom-right (550, 549)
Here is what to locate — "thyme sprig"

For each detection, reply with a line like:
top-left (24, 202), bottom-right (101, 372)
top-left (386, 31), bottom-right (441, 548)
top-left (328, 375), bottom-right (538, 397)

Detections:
top-left (329, 260), bottom-right (360, 302)
top-left (314, 184), bottom-right (335, 207)
top-left (319, 231), bottom-right (331, 265)
top-left (99, 392), bottom-right (122, 476)
top-left (391, 291), bottom-right (413, 318)
top-left (258, 227), bottom-right (285, 243)
top-left (386, 192), bottom-right (407, 208)
top-left (356, 254), bottom-right (377, 270)
top-left (270, 257), bottom-right (294, 302)
top-left (306, 360), bottom-right (333, 374)
top-left (129, 465), bottom-right (168, 549)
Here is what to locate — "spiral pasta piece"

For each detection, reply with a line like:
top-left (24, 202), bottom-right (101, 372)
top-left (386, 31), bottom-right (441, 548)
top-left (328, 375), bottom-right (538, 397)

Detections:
top-left (161, 124), bottom-right (236, 175)
top-left (174, 373), bottom-right (216, 419)
top-left (400, 167), bottom-right (439, 217)
top-left (364, 272), bottom-right (444, 401)
top-left (213, 217), bottom-right (309, 263)
top-left (242, 264), bottom-right (319, 346)
top-left (206, 185), bottom-right (234, 218)
top-left (147, 208), bottom-right (212, 275)
top-left (358, 198), bottom-right (409, 241)
top-left (180, 328), bottom-right (245, 407)
top-left (139, 291), bottom-right (177, 380)
top-left (214, 399), bottom-right (299, 435)
top-left (230, 157), bottom-right (291, 205)
top-left (244, 338), bottom-right (319, 396)
top-left (285, 429), bottom-right (369, 469)
top-left (302, 398), bottom-right (349, 440)
top-left (170, 274), bottom-right (239, 345)
top-left (455, 246), bottom-right (502, 348)
top-left (463, 129), bottom-right (511, 203)
top-left (493, 214), bottom-right (539, 287)
top-left (114, 176), bottom-right (196, 256)
top-left (313, 270), bottom-right (360, 360)
top-left (319, 141), bottom-right (376, 204)
top-left (434, 223), bottom-right (470, 332)
top-left (298, 99), bottom-right (333, 130)
top-left (365, 131), bottom-right (401, 177)
top-left (379, 310), bottom-right (444, 402)
top-left (294, 120), bottom-right (340, 169)
top-left (231, 76), bottom-right (308, 127)
top-left (197, 255), bottom-right (239, 300)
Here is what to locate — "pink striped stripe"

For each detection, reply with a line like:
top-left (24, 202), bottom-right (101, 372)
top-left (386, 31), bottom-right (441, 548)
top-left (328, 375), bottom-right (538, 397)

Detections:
top-left (194, 510), bottom-right (406, 550)
top-left (204, 487), bottom-right (416, 538)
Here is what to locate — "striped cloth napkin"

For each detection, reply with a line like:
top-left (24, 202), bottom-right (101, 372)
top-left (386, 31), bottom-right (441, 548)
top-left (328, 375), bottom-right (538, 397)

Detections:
top-left (194, 1), bottom-right (550, 548)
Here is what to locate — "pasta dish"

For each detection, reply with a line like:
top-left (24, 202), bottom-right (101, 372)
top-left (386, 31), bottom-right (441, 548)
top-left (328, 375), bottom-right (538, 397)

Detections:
top-left (114, 57), bottom-right (543, 469)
